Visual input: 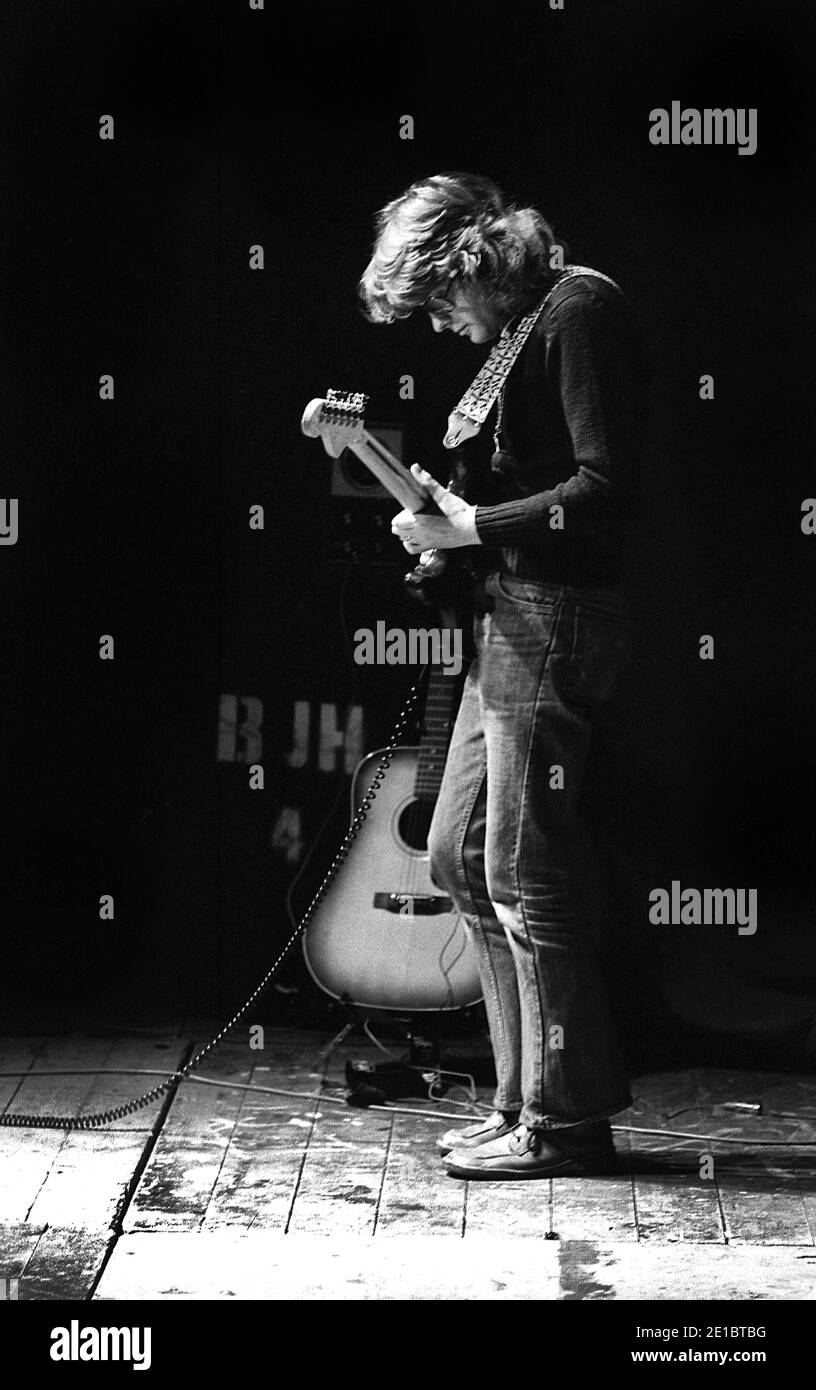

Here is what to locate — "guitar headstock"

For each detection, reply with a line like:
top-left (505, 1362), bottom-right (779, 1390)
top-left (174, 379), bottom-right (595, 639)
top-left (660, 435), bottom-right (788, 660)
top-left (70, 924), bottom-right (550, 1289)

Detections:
top-left (300, 389), bottom-right (369, 458)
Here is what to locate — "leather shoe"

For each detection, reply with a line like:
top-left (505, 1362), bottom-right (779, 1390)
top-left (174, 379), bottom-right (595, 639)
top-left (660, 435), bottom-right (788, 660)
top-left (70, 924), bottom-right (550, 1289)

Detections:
top-left (436, 1109), bottom-right (520, 1156)
top-left (445, 1121), bottom-right (617, 1180)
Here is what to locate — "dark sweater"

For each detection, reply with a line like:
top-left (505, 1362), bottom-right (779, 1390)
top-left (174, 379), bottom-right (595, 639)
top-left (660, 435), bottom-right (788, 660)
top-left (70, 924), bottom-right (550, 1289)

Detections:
top-left (473, 269), bottom-right (644, 587)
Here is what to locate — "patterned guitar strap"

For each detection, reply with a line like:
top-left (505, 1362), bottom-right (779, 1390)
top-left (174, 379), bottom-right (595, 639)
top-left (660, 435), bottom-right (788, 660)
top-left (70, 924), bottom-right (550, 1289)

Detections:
top-left (442, 265), bottom-right (620, 466)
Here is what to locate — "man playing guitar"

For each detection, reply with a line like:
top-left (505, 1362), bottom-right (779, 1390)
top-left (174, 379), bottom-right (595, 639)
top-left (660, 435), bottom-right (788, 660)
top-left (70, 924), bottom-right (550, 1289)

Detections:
top-left (358, 172), bottom-right (643, 1179)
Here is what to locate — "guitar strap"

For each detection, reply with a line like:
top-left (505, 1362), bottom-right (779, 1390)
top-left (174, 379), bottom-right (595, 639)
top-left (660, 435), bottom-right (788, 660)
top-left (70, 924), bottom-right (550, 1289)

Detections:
top-left (442, 265), bottom-right (619, 450)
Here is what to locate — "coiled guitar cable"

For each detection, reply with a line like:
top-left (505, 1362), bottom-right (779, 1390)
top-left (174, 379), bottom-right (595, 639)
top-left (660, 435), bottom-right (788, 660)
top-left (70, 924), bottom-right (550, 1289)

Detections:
top-left (0, 677), bottom-right (424, 1131)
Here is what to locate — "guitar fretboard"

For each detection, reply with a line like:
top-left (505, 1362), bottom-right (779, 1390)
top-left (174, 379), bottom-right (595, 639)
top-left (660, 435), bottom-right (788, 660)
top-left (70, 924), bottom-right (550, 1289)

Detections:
top-left (414, 667), bottom-right (463, 802)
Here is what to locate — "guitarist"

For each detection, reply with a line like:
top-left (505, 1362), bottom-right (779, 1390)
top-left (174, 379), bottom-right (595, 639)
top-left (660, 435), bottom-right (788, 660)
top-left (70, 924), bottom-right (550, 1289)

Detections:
top-left (358, 172), bottom-right (644, 1179)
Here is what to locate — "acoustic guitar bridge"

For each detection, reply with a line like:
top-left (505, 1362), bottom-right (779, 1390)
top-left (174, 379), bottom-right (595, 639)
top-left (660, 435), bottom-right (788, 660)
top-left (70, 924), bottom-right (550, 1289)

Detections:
top-left (373, 892), bottom-right (454, 916)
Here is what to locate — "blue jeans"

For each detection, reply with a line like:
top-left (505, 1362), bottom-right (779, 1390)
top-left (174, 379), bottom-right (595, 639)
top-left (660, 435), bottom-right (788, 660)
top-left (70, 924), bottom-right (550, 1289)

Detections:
top-left (428, 571), bottom-right (634, 1130)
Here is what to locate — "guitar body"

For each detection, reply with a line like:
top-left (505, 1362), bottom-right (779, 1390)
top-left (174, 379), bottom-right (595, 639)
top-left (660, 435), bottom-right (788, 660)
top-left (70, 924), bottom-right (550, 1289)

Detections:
top-left (302, 746), bottom-right (482, 1012)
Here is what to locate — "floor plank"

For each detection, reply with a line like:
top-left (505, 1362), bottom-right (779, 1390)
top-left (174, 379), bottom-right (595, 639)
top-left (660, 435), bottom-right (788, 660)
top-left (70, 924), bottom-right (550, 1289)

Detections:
top-left (77, 1036), bottom-right (190, 1131)
top-left (0, 1038), bottom-right (116, 1226)
top-left (93, 1231), bottom-right (815, 1301)
top-left (696, 1069), bottom-right (816, 1120)
top-left (27, 1130), bottom-right (152, 1230)
top-left (287, 1105), bottom-right (392, 1237)
top-left (0, 1224), bottom-right (47, 1285)
top-left (4, 1037), bottom-right (118, 1119)
top-left (464, 1176), bottom-right (553, 1237)
top-left (95, 1232), bottom-right (562, 1300)
top-left (718, 1164), bottom-right (814, 1246)
top-left (0, 1128), bottom-right (70, 1224)
top-left (626, 1073), bottom-right (726, 1243)
top-left (124, 1042), bottom-right (255, 1233)
top-left (692, 1069), bottom-right (815, 1247)
top-left (797, 1176), bottom-right (816, 1244)
top-left (202, 1052), bottom-right (327, 1231)
top-left (0, 1038), bottom-right (47, 1110)
top-left (375, 1114), bottom-right (465, 1235)
top-left (551, 1172), bottom-right (638, 1243)
top-left (632, 1169), bottom-right (726, 1243)
top-left (19, 1226), bottom-right (113, 1300)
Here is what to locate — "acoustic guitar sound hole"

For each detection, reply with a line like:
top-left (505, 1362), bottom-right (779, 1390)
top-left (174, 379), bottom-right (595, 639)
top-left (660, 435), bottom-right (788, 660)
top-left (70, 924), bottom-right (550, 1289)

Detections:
top-left (397, 799), bottom-right (434, 852)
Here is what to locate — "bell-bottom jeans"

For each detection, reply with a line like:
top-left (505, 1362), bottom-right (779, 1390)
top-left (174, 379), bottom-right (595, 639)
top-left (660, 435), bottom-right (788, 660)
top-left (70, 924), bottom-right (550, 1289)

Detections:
top-left (428, 570), bottom-right (634, 1130)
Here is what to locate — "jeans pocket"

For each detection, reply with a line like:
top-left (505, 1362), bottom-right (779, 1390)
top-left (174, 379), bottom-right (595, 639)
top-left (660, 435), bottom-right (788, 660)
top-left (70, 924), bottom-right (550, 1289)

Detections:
top-left (562, 604), bottom-right (635, 707)
top-left (494, 573), bottom-right (563, 609)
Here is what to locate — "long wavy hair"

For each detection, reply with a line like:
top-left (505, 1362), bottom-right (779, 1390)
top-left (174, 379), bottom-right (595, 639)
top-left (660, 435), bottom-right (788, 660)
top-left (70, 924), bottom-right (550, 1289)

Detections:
top-left (359, 172), bottom-right (565, 324)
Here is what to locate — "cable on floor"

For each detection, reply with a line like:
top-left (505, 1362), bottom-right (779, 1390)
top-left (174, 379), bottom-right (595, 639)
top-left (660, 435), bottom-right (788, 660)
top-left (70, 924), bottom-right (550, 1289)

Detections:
top-left (2, 1068), bottom-right (816, 1144)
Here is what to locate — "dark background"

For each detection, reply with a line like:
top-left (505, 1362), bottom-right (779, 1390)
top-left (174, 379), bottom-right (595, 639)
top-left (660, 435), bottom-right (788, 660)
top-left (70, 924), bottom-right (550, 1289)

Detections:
top-left (1, 0), bottom-right (814, 1066)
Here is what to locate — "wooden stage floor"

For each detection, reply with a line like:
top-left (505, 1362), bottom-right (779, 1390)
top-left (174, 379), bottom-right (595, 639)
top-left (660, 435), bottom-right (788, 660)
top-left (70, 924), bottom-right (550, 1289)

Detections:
top-left (1, 1024), bottom-right (815, 1301)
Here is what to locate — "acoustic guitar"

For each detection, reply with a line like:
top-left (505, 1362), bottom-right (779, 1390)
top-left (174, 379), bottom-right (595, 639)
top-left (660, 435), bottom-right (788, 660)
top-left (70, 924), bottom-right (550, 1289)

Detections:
top-left (299, 389), bottom-right (482, 1011)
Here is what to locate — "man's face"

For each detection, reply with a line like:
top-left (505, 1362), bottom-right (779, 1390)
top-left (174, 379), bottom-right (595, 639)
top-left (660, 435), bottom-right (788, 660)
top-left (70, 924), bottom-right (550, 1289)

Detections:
top-left (425, 278), bottom-right (505, 344)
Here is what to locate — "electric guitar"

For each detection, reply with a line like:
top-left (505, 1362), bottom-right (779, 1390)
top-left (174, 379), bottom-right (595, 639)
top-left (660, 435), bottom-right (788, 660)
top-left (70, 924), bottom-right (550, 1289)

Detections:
top-left (301, 388), bottom-right (453, 593)
top-left (298, 389), bottom-right (482, 1011)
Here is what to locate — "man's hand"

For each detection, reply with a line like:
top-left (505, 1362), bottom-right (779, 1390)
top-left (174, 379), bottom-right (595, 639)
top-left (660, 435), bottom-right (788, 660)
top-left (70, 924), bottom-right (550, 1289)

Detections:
top-left (391, 465), bottom-right (482, 553)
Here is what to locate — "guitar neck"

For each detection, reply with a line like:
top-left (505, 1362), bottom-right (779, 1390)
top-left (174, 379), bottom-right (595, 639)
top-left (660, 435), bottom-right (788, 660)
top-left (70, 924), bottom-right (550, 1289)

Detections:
top-left (349, 431), bottom-right (432, 512)
top-left (414, 663), bottom-right (464, 802)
